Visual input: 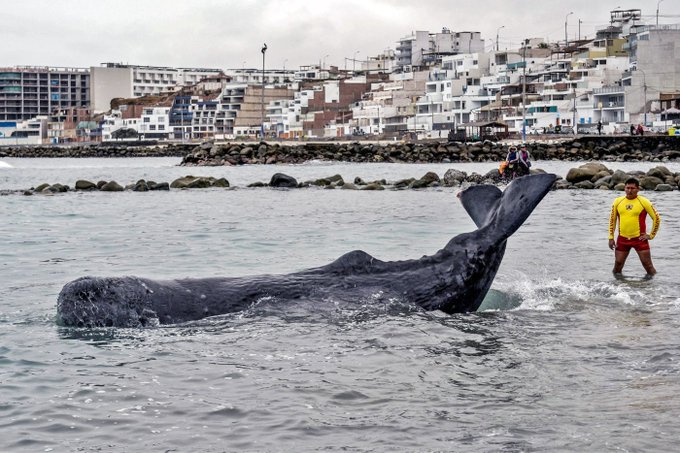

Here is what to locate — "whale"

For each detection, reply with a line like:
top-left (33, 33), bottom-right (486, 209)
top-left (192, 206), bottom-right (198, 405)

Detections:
top-left (57, 173), bottom-right (557, 328)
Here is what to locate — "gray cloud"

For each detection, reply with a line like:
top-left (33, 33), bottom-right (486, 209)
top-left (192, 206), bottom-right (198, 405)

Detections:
top-left (1, 0), bottom-right (667, 70)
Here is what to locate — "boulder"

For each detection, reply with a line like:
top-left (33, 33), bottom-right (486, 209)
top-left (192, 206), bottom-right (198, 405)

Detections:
top-left (574, 180), bottom-right (595, 189)
top-left (269, 173), bottom-right (298, 188)
top-left (442, 169), bottom-right (467, 186)
top-left (100, 181), bottom-right (124, 192)
top-left (610, 170), bottom-right (630, 186)
top-left (655, 183), bottom-right (674, 192)
top-left (393, 178), bottom-right (415, 189)
top-left (411, 171), bottom-right (440, 189)
top-left (75, 179), bottom-right (97, 191)
top-left (147, 181), bottom-right (169, 191)
top-left (646, 166), bottom-right (672, 180)
top-left (361, 183), bottom-right (385, 190)
top-left (639, 176), bottom-right (664, 191)
top-left (565, 163), bottom-right (608, 184)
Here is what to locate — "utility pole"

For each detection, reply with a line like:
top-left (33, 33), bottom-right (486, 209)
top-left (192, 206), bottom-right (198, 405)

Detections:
top-left (657, 0), bottom-right (665, 27)
top-left (564, 11), bottom-right (573, 49)
top-left (578, 19), bottom-right (582, 41)
top-left (640, 69), bottom-right (648, 126)
top-left (572, 85), bottom-right (577, 133)
top-left (260, 43), bottom-right (267, 140)
top-left (496, 25), bottom-right (505, 52)
top-left (522, 39), bottom-right (528, 143)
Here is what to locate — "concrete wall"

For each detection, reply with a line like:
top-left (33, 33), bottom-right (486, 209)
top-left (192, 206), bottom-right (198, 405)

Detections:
top-left (90, 66), bottom-right (133, 113)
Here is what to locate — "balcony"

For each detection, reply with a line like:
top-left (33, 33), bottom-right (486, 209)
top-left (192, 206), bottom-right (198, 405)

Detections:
top-left (594, 86), bottom-right (624, 95)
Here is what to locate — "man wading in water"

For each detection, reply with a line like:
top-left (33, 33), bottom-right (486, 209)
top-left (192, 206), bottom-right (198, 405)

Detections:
top-left (608, 178), bottom-right (661, 279)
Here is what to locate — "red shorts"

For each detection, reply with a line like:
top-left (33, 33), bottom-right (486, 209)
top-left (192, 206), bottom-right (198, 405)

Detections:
top-left (616, 236), bottom-right (650, 252)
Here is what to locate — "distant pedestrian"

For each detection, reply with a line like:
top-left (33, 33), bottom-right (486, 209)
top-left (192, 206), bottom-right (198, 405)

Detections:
top-left (597, 120), bottom-right (602, 135)
top-left (630, 124), bottom-right (636, 135)
top-left (637, 124), bottom-right (644, 136)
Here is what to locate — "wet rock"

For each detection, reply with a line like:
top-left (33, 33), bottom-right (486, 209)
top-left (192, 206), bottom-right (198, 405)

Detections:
top-left (269, 173), bottom-right (298, 188)
top-left (639, 176), bottom-right (664, 190)
top-left (565, 163), bottom-right (608, 183)
top-left (574, 180), bottom-right (595, 189)
top-left (100, 181), bottom-right (124, 192)
top-left (75, 180), bottom-right (97, 191)
top-left (655, 183), bottom-right (674, 191)
top-left (443, 169), bottom-right (467, 186)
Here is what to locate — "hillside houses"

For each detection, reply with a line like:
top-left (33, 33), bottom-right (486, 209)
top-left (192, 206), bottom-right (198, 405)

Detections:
top-left (2, 8), bottom-right (680, 145)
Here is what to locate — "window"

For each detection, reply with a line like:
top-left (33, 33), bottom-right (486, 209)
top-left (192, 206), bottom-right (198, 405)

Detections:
top-left (149, 125), bottom-right (156, 130)
top-left (143, 117), bottom-right (150, 123)
top-left (157, 116), bottom-right (165, 122)
top-left (159, 125), bottom-right (165, 130)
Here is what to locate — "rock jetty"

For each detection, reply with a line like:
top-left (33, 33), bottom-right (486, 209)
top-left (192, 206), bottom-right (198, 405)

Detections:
top-left (2, 136), bottom-right (680, 164)
top-left (178, 137), bottom-right (680, 166)
top-left (10, 163), bottom-right (680, 197)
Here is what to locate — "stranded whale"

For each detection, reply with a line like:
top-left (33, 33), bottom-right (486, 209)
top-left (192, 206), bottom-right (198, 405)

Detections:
top-left (57, 173), bottom-right (556, 327)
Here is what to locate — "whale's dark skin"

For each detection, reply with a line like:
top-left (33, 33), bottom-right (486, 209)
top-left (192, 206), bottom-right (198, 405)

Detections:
top-left (57, 173), bottom-right (556, 327)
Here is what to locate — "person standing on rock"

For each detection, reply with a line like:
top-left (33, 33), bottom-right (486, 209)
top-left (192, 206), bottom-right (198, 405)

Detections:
top-left (608, 177), bottom-right (661, 279)
top-left (597, 120), bottom-right (602, 135)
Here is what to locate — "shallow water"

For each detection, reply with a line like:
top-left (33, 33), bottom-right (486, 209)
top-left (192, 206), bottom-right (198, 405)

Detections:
top-left (1, 158), bottom-right (679, 452)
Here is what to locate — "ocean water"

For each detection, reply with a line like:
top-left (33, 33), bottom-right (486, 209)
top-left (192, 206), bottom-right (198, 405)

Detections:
top-left (1, 158), bottom-right (680, 452)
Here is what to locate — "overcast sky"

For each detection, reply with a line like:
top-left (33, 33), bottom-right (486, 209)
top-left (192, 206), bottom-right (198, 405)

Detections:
top-left (3, 0), bottom-right (674, 71)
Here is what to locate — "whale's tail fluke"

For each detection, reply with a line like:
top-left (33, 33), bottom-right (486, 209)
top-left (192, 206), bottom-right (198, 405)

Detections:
top-left (460, 173), bottom-right (556, 239)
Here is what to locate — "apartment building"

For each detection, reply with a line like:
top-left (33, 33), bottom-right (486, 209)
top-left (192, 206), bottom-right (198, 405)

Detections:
top-left (396, 29), bottom-right (485, 72)
top-left (90, 63), bottom-right (223, 113)
top-left (0, 66), bottom-right (90, 121)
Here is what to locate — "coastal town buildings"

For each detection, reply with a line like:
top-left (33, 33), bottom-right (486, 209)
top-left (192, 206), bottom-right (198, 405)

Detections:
top-left (0, 66), bottom-right (90, 121)
top-left (90, 63), bottom-right (224, 113)
top-left (4, 7), bottom-right (680, 145)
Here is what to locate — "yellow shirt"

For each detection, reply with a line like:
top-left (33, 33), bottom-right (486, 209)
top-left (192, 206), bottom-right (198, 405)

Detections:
top-left (608, 195), bottom-right (660, 240)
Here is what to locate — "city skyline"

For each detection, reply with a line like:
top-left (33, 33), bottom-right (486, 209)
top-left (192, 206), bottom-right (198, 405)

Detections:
top-left (3, 0), bottom-right (675, 71)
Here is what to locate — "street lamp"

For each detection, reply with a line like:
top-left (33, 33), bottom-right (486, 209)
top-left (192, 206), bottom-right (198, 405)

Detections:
top-left (353, 51), bottom-right (360, 73)
top-left (564, 12), bottom-right (573, 48)
top-left (522, 39), bottom-right (528, 143)
top-left (656, 0), bottom-right (664, 27)
top-left (261, 43), bottom-right (267, 140)
top-left (639, 68), bottom-right (648, 126)
top-left (496, 25), bottom-right (505, 51)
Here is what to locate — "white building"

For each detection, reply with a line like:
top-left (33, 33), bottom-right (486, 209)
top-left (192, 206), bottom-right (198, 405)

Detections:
top-left (139, 106), bottom-right (171, 140)
top-left (0, 116), bottom-right (48, 145)
top-left (90, 63), bottom-right (223, 113)
top-left (101, 110), bottom-right (143, 141)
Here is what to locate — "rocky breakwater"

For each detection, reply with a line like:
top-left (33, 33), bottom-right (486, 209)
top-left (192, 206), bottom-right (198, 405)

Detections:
top-left (13, 168), bottom-right (513, 196)
top-left (0, 143), bottom-right (195, 158)
top-left (558, 162), bottom-right (680, 191)
top-left (22, 176), bottom-right (230, 195)
top-left (179, 136), bottom-right (680, 166)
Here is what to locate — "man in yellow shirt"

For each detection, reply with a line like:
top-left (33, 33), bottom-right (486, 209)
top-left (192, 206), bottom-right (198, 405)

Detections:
top-left (608, 177), bottom-right (661, 278)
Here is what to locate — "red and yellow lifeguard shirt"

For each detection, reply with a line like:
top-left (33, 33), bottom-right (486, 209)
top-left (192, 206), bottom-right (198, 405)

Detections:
top-left (608, 195), bottom-right (661, 240)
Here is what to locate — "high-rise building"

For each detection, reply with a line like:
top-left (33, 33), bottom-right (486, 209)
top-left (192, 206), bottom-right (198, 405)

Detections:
top-left (0, 66), bottom-right (90, 121)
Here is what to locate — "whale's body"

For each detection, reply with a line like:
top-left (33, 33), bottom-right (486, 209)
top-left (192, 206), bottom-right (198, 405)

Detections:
top-left (57, 173), bottom-right (556, 327)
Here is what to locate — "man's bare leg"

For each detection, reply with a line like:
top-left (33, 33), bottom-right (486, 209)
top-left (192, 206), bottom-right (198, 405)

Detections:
top-left (636, 249), bottom-right (657, 277)
top-left (613, 249), bottom-right (630, 277)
